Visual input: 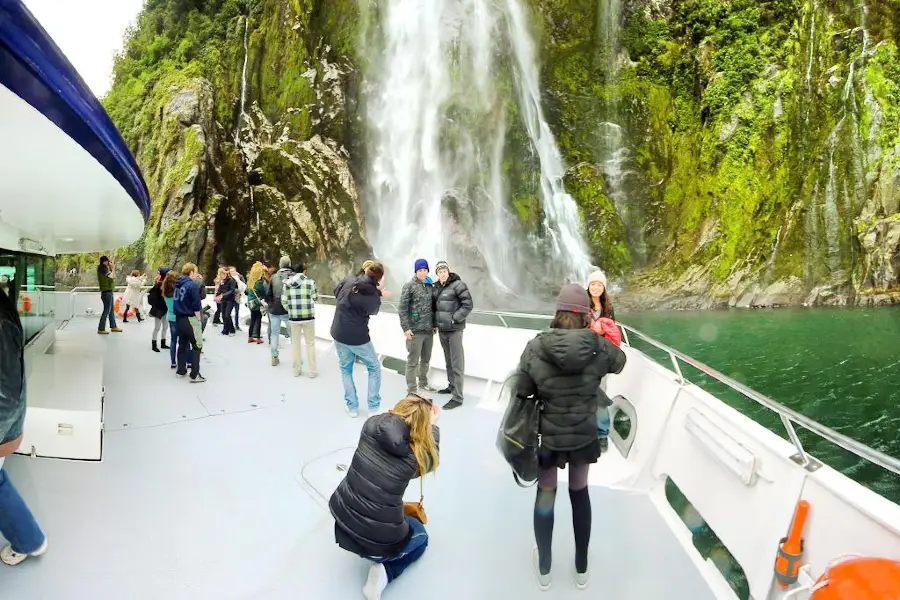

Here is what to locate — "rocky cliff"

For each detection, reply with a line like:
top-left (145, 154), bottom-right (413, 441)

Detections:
top-left (63, 0), bottom-right (900, 308)
top-left (531, 0), bottom-right (900, 308)
top-left (90, 0), bottom-right (370, 287)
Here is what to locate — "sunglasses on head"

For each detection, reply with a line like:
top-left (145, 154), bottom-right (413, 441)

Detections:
top-left (407, 393), bottom-right (433, 406)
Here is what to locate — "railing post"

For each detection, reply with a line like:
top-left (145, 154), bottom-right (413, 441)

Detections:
top-left (669, 354), bottom-right (685, 385)
top-left (780, 414), bottom-right (812, 468)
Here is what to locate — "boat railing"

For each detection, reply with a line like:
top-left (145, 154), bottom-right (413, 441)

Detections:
top-left (58, 287), bottom-right (900, 478)
top-left (318, 293), bottom-right (900, 478)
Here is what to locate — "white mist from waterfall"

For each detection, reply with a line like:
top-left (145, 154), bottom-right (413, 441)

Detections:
top-left (363, 0), bottom-right (592, 292)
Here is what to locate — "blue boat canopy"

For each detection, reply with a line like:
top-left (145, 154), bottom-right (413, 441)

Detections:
top-left (0, 0), bottom-right (150, 226)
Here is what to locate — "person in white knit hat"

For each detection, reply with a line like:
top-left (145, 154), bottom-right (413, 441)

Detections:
top-left (585, 269), bottom-right (616, 453)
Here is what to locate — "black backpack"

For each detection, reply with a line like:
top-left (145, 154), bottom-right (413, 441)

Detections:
top-left (495, 373), bottom-right (543, 488)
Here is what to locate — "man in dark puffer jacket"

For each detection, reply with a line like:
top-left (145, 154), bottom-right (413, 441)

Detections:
top-left (432, 261), bottom-right (473, 410)
top-left (0, 277), bottom-right (48, 566)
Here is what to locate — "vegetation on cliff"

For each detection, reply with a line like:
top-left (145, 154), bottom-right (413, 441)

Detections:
top-left (533, 0), bottom-right (900, 306)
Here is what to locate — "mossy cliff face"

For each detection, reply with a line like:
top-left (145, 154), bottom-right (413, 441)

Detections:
top-left (68, 0), bottom-right (900, 307)
top-left (94, 0), bottom-right (369, 286)
top-left (530, 0), bottom-right (900, 307)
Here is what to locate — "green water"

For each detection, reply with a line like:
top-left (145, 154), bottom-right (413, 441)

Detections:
top-left (618, 307), bottom-right (900, 504)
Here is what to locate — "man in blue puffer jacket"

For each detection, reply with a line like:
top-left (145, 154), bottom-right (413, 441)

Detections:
top-left (0, 275), bottom-right (48, 566)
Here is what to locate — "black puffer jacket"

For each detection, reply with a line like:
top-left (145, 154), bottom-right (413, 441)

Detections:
top-left (330, 414), bottom-right (441, 557)
top-left (0, 291), bottom-right (26, 447)
top-left (148, 283), bottom-right (167, 319)
top-left (330, 274), bottom-right (382, 346)
top-left (514, 328), bottom-right (626, 451)
top-left (432, 273), bottom-right (473, 332)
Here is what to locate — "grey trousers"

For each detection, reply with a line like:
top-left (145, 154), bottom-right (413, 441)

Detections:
top-left (439, 330), bottom-right (465, 403)
top-left (405, 332), bottom-right (434, 393)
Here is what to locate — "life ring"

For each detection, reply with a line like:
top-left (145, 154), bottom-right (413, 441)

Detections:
top-left (114, 295), bottom-right (137, 319)
top-left (811, 556), bottom-right (900, 599)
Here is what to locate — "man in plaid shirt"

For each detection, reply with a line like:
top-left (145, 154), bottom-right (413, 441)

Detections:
top-left (281, 263), bottom-right (319, 377)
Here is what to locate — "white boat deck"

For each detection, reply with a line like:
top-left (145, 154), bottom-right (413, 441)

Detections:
top-left (1, 317), bottom-right (717, 599)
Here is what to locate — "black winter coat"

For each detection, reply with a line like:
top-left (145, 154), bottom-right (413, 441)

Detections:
top-left (514, 328), bottom-right (626, 452)
top-left (330, 413), bottom-right (440, 558)
top-left (147, 283), bottom-right (167, 319)
top-left (432, 273), bottom-right (473, 332)
top-left (330, 274), bottom-right (382, 346)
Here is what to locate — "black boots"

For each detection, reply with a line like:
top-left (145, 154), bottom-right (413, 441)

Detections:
top-left (160, 339), bottom-right (169, 349)
top-left (152, 340), bottom-right (160, 353)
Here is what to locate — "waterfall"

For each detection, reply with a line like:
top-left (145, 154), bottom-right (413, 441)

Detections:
top-left (805, 0), bottom-right (817, 93)
top-left (235, 16), bottom-right (250, 145)
top-left (362, 0), bottom-right (592, 294)
top-left (818, 3), bottom-right (868, 277)
top-left (595, 0), bottom-right (643, 261)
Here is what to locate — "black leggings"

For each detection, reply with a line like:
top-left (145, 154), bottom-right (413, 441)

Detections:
top-left (534, 464), bottom-right (591, 575)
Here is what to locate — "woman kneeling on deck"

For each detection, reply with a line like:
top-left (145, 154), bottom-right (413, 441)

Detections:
top-left (514, 283), bottom-right (627, 591)
top-left (330, 394), bottom-right (440, 600)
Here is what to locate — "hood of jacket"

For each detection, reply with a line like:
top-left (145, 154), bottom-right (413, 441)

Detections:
top-left (370, 413), bottom-right (412, 458)
top-left (535, 328), bottom-right (600, 374)
top-left (284, 273), bottom-right (309, 288)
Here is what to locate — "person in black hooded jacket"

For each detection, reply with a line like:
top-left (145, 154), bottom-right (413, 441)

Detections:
top-left (330, 393), bottom-right (440, 600)
top-left (513, 283), bottom-right (626, 591)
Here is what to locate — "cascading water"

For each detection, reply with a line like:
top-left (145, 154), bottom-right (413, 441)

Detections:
top-left (235, 15), bottom-right (250, 145)
top-left (817, 3), bottom-right (868, 278)
top-left (595, 0), bottom-right (644, 262)
top-left (361, 0), bottom-right (592, 297)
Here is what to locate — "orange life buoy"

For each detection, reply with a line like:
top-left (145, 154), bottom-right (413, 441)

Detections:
top-left (811, 557), bottom-right (900, 599)
top-left (114, 295), bottom-right (136, 319)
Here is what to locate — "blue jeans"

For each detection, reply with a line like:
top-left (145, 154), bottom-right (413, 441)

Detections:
top-left (334, 341), bottom-right (381, 410)
top-left (269, 314), bottom-right (288, 357)
top-left (597, 406), bottom-right (610, 438)
top-left (365, 517), bottom-right (429, 582)
top-left (168, 320), bottom-right (178, 364)
top-left (0, 460), bottom-right (45, 554)
top-left (98, 291), bottom-right (117, 331)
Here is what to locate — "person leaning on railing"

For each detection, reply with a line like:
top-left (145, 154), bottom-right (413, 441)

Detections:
top-left (0, 275), bottom-right (48, 566)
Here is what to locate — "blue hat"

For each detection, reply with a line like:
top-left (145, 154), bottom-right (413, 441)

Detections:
top-left (414, 258), bottom-right (429, 272)
top-left (158, 267), bottom-right (171, 277)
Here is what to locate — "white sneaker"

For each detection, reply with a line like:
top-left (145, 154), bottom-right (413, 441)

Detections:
top-left (575, 568), bottom-right (589, 589)
top-left (363, 563), bottom-right (388, 600)
top-left (345, 405), bottom-right (359, 418)
top-left (532, 547), bottom-right (551, 591)
top-left (1, 539), bottom-right (48, 566)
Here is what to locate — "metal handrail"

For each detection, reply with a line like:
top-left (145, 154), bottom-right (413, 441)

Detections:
top-left (618, 324), bottom-right (900, 477)
top-left (316, 292), bottom-right (900, 477)
top-left (57, 289), bottom-right (899, 476)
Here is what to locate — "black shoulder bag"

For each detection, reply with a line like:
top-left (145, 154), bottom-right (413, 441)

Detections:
top-left (495, 373), bottom-right (543, 488)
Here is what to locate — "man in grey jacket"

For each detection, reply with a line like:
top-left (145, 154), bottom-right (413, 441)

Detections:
top-left (399, 258), bottom-right (436, 394)
top-left (0, 276), bottom-right (48, 566)
top-left (432, 261), bottom-right (473, 410)
top-left (265, 256), bottom-right (294, 366)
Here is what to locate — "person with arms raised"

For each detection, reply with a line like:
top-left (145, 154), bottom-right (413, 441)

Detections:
top-left (331, 261), bottom-right (385, 417)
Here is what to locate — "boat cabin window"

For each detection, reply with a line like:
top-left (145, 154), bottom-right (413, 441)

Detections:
top-left (0, 250), bottom-right (56, 343)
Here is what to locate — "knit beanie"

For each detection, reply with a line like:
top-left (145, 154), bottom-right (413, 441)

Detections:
top-left (435, 260), bottom-right (450, 273)
top-left (414, 258), bottom-right (429, 272)
top-left (556, 283), bottom-right (591, 313)
top-left (586, 269), bottom-right (608, 289)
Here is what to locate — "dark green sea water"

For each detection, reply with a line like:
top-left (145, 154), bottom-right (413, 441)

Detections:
top-left (619, 307), bottom-right (900, 504)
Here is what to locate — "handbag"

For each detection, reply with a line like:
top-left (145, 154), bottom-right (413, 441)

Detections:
top-left (403, 477), bottom-right (428, 524)
top-left (496, 374), bottom-right (543, 488)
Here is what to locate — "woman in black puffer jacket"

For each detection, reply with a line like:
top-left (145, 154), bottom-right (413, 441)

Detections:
top-left (513, 283), bottom-right (626, 592)
top-left (330, 393), bottom-right (440, 600)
